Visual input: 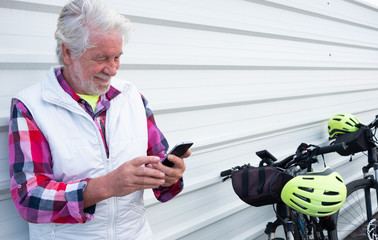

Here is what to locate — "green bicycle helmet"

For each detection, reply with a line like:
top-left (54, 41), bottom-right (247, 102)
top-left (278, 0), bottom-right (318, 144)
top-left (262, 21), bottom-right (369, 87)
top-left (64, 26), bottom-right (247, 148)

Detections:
top-left (328, 113), bottom-right (361, 139)
top-left (281, 167), bottom-right (346, 217)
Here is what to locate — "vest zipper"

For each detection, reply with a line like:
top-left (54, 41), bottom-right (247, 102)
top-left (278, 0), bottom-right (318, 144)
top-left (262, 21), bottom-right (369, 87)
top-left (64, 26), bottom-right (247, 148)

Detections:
top-left (105, 157), bottom-right (116, 240)
top-left (49, 96), bottom-right (120, 239)
top-left (108, 196), bottom-right (116, 240)
top-left (61, 104), bottom-right (117, 239)
top-left (103, 111), bottom-right (116, 240)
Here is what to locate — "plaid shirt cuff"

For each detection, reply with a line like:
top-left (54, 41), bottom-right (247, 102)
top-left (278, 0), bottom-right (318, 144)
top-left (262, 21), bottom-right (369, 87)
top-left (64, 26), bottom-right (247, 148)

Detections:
top-left (153, 178), bottom-right (184, 203)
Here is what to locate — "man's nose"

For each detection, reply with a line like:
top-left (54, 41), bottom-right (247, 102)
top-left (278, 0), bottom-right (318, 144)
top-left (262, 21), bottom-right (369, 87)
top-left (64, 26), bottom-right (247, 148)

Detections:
top-left (104, 59), bottom-right (118, 76)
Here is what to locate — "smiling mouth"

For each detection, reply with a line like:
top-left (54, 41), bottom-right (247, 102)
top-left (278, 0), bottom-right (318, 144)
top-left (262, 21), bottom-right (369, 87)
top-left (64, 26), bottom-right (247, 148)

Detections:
top-left (95, 78), bottom-right (111, 85)
top-left (94, 73), bottom-right (111, 81)
top-left (95, 76), bottom-right (109, 81)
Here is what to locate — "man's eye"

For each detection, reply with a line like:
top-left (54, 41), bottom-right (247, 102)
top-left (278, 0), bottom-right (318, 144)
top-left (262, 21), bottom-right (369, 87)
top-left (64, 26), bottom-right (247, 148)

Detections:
top-left (95, 56), bottom-right (107, 61)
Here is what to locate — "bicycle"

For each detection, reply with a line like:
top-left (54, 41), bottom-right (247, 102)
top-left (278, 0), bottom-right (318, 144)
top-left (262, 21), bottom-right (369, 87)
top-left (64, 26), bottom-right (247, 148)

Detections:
top-left (330, 115), bottom-right (378, 240)
top-left (220, 142), bottom-right (346, 240)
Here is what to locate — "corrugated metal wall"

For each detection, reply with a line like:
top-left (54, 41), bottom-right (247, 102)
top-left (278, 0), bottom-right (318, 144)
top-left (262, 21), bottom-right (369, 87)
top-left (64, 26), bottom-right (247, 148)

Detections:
top-left (1, 0), bottom-right (378, 239)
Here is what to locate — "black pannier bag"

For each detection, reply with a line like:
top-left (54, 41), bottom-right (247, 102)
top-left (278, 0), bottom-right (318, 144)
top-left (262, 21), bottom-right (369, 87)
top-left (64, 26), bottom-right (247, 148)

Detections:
top-left (231, 165), bottom-right (293, 207)
top-left (333, 127), bottom-right (375, 156)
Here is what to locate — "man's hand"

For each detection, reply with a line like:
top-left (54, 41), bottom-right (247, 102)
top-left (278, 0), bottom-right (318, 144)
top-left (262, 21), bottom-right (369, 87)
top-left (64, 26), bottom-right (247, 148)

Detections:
top-left (83, 156), bottom-right (166, 208)
top-left (150, 149), bottom-right (191, 187)
top-left (107, 156), bottom-right (167, 196)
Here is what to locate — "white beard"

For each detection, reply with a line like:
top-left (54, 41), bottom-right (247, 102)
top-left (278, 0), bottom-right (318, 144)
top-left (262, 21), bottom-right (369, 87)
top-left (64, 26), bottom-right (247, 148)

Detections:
top-left (72, 60), bottom-right (111, 95)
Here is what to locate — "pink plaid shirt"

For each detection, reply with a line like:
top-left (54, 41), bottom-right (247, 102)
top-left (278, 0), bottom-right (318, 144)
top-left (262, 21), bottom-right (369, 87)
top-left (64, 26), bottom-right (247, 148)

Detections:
top-left (8, 67), bottom-right (183, 223)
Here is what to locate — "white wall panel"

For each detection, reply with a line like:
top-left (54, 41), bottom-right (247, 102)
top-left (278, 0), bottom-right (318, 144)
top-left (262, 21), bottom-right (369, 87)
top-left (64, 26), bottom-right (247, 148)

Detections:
top-left (1, 0), bottom-right (378, 239)
top-left (0, 199), bottom-right (29, 240)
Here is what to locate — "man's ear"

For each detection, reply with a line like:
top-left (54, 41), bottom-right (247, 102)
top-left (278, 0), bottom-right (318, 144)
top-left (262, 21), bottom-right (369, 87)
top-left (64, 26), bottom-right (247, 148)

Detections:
top-left (61, 43), bottom-right (72, 65)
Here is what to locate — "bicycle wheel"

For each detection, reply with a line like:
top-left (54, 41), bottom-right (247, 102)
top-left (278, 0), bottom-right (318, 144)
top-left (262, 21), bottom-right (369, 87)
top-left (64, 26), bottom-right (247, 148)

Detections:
top-left (313, 216), bottom-right (338, 240)
top-left (292, 211), bottom-right (309, 240)
top-left (334, 178), bottom-right (378, 239)
top-left (291, 212), bottom-right (338, 240)
top-left (274, 206), bottom-right (337, 240)
top-left (301, 216), bottom-right (338, 240)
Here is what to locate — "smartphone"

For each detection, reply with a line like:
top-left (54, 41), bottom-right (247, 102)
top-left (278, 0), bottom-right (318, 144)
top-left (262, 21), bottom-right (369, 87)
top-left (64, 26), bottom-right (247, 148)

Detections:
top-left (162, 141), bottom-right (193, 167)
top-left (255, 150), bottom-right (277, 162)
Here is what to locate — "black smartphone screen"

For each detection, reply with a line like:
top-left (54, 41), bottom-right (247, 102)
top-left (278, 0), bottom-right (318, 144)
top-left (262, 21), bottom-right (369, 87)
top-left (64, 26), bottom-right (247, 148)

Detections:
top-left (162, 142), bottom-right (193, 167)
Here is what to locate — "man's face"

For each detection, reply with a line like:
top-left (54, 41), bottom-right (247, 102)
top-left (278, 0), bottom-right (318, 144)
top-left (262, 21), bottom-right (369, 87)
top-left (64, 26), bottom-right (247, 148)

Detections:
top-left (64, 32), bottom-right (123, 95)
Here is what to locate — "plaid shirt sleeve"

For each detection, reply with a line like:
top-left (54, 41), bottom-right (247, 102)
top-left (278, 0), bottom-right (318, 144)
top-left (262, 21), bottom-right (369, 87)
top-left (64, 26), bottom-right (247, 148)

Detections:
top-left (141, 95), bottom-right (184, 202)
top-left (8, 99), bottom-right (94, 223)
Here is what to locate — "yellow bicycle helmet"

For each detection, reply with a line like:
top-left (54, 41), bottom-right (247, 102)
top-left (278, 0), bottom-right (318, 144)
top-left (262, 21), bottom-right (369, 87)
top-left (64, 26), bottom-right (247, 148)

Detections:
top-left (328, 113), bottom-right (361, 139)
top-left (281, 167), bottom-right (346, 217)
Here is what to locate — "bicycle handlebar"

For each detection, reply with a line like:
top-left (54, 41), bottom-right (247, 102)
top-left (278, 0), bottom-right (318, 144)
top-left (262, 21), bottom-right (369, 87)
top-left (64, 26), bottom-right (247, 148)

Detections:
top-left (220, 142), bottom-right (347, 178)
top-left (313, 142), bottom-right (347, 155)
top-left (368, 115), bottom-right (378, 128)
top-left (220, 169), bottom-right (232, 177)
top-left (273, 142), bottom-right (346, 169)
top-left (273, 154), bottom-right (294, 168)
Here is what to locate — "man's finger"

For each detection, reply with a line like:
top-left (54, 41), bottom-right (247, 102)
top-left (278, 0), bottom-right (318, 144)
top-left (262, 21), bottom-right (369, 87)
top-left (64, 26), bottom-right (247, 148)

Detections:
top-left (135, 164), bottom-right (165, 179)
top-left (132, 156), bottom-right (161, 166)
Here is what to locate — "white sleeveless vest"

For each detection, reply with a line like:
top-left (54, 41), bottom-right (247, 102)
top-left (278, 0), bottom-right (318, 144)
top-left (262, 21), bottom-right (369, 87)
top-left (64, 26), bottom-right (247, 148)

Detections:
top-left (16, 67), bottom-right (152, 240)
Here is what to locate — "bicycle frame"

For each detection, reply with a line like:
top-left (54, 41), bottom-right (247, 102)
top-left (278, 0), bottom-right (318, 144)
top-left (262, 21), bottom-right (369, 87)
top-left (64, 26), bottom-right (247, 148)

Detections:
top-left (266, 185), bottom-right (335, 240)
top-left (265, 202), bottom-right (301, 240)
top-left (362, 146), bottom-right (378, 222)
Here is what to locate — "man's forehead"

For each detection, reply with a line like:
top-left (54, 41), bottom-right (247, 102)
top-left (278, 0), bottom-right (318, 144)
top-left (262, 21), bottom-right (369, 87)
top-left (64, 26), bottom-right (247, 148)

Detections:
top-left (86, 33), bottom-right (123, 54)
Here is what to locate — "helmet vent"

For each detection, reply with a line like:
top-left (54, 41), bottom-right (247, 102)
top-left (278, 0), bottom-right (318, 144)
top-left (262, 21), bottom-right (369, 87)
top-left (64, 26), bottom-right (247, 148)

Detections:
top-left (299, 186), bottom-right (314, 193)
top-left (322, 201), bottom-right (341, 206)
top-left (302, 177), bottom-right (314, 180)
top-left (349, 118), bottom-right (358, 124)
top-left (318, 211), bottom-right (332, 214)
top-left (290, 199), bottom-right (307, 210)
top-left (323, 191), bottom-right (338, 195)
top-left (293, 193), bottom-right (311, 203)
top-left (335, 176), bottom-right (344, 183)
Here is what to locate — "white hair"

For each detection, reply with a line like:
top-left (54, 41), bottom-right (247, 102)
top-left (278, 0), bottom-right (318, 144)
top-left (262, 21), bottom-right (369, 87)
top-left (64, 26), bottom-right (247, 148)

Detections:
top-left (55, 0), bottom-right (132, 65)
